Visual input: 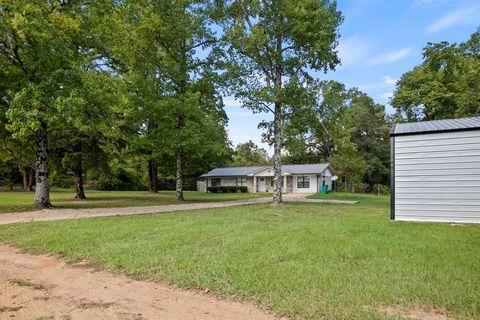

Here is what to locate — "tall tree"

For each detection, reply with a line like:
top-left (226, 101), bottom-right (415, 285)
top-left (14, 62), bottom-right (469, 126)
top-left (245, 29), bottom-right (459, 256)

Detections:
top-left (348, 91), bottom-right (390, 190)
top-left (221, 0), bottom-right (342, 205)
top-left (392, 28), bottom-right (480, 121)
top-left (282, 80), bottom-right (349, 163)
top-left (112, 0), bottom-right (224, 201)
top-left (0, 1), bottom-right (92, 207)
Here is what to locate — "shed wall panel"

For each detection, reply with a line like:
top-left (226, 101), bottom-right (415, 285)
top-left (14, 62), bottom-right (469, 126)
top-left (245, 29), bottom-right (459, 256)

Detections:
top-left (394, 130), bottom-right (480, 223)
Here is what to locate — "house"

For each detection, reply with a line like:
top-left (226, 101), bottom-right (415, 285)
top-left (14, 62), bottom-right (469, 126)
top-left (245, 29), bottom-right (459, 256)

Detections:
top-left (390, 116), bottom-right (480, 223)
top-left (200, 163), bottom-right (334, 193)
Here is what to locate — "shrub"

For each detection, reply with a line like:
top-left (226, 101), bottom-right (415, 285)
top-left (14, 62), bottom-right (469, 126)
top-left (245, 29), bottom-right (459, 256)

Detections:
top-left (96, 166), bottom-right (147, 191)
top-left (373, 184), bottom-right (390, 196)
top-left (208, 186), bottom-right (219, 193)
top-left (207, 186), bottom-right (248, 193)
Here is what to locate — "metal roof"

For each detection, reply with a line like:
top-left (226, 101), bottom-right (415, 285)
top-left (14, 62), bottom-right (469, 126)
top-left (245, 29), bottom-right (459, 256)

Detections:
top-left (283, 164), bottom-right (330, 174)
top-left (391, 116), bottom-right (480, 136)
top-left (200, 163), bottom-right (331, 177)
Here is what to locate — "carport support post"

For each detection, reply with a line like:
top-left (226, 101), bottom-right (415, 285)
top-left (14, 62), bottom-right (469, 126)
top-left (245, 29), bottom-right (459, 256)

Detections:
top-left (283, 175), bottom-right (287, 193)
top-left (253, 176), bottom-right (257, 193)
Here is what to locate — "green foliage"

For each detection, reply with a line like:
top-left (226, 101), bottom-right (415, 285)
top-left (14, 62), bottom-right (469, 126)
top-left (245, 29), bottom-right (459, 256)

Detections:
top-left (283, 81), bottom-right (390, 192)
top-left (220, 0), bottom-right (343, 203)
top-left (231, 141), bottom-right (270, 166)
top-left (392, 28), bottom-right (480, 121)
top-left (95, 160), bottom-right (146, 191)
top-left (0, 160), bottom-right (21, 189)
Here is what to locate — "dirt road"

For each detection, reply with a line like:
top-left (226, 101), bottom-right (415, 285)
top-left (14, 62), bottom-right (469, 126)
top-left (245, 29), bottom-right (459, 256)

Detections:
top-left (0, 244), bottom-right (277, 320)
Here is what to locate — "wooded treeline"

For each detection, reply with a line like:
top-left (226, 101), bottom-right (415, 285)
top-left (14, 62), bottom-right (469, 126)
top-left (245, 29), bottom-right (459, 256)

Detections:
top-left (1, 1), bottom-right (478, 206)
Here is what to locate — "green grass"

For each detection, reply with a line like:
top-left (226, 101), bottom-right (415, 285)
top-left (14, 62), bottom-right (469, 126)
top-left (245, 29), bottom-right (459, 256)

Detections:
top-left (0, 189), bottom-right (268, 213)
top-left (307, 191), bottom-right (389, 204)
top-left (0, 194), bottom-right (478, 319)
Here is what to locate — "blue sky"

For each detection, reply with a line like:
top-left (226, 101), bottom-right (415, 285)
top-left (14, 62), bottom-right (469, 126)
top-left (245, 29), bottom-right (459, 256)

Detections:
top-left (224, 0), bottom-right (480, 152)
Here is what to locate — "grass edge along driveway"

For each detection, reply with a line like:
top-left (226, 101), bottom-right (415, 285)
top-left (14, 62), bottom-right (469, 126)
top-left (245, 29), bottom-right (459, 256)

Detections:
top-left (0, 195), bottom-right (478, 319)
top-left (0, 189), bottom-right (270, 214)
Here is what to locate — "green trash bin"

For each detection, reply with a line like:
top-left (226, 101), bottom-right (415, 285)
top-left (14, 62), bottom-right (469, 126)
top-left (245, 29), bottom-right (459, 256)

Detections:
top-left (321, 185), bottom-right (328, 194)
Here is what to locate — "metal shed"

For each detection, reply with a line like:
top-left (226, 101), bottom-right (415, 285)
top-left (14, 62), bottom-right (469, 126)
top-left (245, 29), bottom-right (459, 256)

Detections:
top-left (390, 116), bottom-right (480, 223)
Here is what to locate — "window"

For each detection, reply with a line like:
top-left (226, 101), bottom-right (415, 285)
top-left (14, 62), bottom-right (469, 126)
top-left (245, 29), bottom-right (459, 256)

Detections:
top-left (297, 176), bottom-right (310, 188)
top-left (237, 178), bottom-right (247, 186)
top-left (224, 178), bottom-right (236, 186)
top-left (211, 178), bottom-right (221, 186)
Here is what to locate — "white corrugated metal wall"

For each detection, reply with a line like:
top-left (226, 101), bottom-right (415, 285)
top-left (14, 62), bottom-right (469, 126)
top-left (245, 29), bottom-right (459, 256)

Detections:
top-left (394, 130), bottom-right (480, 223)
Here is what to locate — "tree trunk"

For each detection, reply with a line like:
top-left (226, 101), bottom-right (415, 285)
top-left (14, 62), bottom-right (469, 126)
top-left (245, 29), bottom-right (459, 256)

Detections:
top-left (23, 166), bottom-right (34, 192)
top-left (74, 170), bottom-right (86, 199)
top-left (28, 167), bottom-right (34, 191)
top-left (148, 156), bottom-right (158, 193)
top-left (23, 167), bottom-right (29, 192)
top-left (34, 123), bottom-right (52, 208)
top-left (272, 101), bottom-right (283, 206)
top-left (176, 147), bottom-right (185, 201)
top-left (272, 31), bottom-right (283, 206)
top-left (73, 142), bottom-right (86, 199)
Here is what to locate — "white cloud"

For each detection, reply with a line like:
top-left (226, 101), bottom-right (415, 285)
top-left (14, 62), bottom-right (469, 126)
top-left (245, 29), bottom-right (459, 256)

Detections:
top-left (381, 91), bottom-right (394, 100)
top-left (337, 36), bottom-right (372, 68)
top-left (426, 3), bottom-right (480, 34)
top-left (369, 48), bottom-right (414, 65)
top-left (358, 76), bottom-right (398, 92)
top-left (381, 75), bottom-right (398, 86)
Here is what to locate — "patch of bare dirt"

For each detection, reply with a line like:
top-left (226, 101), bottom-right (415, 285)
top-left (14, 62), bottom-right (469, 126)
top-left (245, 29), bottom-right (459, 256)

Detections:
top-left (376, 303), bottom-right (451, 320)
top-left (0, 244), bottom-right (277, 320)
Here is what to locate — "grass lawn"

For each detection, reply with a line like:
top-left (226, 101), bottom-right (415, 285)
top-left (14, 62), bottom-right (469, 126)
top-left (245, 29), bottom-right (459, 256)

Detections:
top-left (307, 191), bottom-right (389, 204)
top-left (0, 189), bottom-right (269, 213)
top-left (0, 194), bottom-right (479, 319)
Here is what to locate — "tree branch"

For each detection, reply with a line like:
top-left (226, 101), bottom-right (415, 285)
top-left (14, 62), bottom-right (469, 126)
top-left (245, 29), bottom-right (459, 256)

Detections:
top-left (1, 141), bottom-right (35, 168)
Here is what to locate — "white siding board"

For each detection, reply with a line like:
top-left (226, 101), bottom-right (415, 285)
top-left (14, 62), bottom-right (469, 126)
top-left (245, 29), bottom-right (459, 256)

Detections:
top-left (395, 150), bottom-right (480, 160)
top-left (394, 129), bottom-right (480, 142)
top-left (395, 136), bottom-right (480, 148)
top-left (395, 142), bottom-right (480, 154)
top-left (394, 130), bottom-right (480, 223)
top-left (396, 169), bottom-right (480, 177)
top-left (395, 162), bottom-right (480, 171)
top-left (396, 156), bottom-right (480, 166)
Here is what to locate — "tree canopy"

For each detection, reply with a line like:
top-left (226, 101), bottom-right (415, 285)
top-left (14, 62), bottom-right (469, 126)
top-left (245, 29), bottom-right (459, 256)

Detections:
top-left (392, 28), bottom-right (480, 121)
top-left (220, 0), bottom-right (343, 204)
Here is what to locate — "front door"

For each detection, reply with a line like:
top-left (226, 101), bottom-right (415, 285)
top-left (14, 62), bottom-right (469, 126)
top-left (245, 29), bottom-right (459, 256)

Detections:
top-left (257, 177), bottom-right (266, 192)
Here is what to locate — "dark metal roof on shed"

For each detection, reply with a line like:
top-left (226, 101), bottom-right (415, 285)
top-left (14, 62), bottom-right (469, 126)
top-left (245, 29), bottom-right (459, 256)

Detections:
top-left (200, 163), bottom-right (331, 178)
top-left (391, 116), bottom-right (480, 136)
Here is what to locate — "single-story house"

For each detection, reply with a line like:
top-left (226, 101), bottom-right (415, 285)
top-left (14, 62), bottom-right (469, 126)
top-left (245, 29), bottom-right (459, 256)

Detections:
top-left (391, 116), bottom-right (480, 223)
top-left (199, 163), bottom-right (334, 193)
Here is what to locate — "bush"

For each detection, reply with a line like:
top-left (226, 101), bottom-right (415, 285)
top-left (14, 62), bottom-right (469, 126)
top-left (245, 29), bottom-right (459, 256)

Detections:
top-left (209, 186), bottom-right (219, 193)
top-left (96, 166), bottom-right (147, 191)
top-left (207, 186), bottom-right (248, 193)
top-left (373, 184), bottom-right (390, 196)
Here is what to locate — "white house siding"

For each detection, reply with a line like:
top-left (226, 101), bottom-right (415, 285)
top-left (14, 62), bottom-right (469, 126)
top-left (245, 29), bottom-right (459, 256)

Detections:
top-left (292, 174), bottom-right (318, 193)
top-left (393, 130), bottom-right (480, 223)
